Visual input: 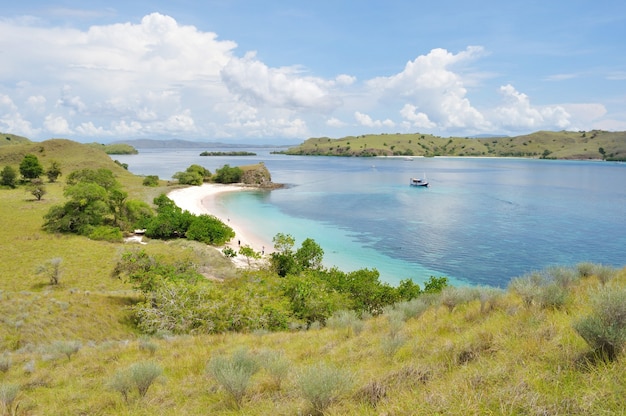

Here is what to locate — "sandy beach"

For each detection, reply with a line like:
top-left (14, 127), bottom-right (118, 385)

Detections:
top-left (167, 184), bottom-right (274, 267)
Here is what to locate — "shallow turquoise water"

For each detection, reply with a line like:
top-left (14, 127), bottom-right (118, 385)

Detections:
top-left (115, 149), bottom-right (626, 287)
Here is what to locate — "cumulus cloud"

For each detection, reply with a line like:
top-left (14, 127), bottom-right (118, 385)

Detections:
top-left (492, 84), bottom-right (571, 130)
top-left (0, 13), bottom-right (613, 141)
top-left (365, 46), bottom-right (490, 132)
top-left (221, 52), bottom-right (342, 112)
top-left (355, 112), bottom-right (395, 128)
top-left (400, 104), bottom-right (436, 129)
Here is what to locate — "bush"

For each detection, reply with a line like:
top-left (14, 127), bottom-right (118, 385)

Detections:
top-left (297, 362), bottom-right (353, 415)
top-left (207, 349), bottom-right (260, 408)
top-left (258, 349), bottom-right (290, 390)
top-left (509, 269), bottom-right (569, 309)
top-left (326, 310), bottom-right (364, 336)
top-left (573, 286), bottom-right (626, 360)
top-left (0, 383), bottom-right (20, 413)
top-left (185, 214), bottom-right (235, 245)
top-left (142, 175), bottom-right (159, 187)
top-left (53, 340), bottom-right (82, 360)
top-left (36, 257), bottom-right (62, 285)
top-left (130, 361), bottom-right (162, 397)
top-left (440, 286), bottom-right (479, 312)
top-left (0, 355), bottom-right (11, 373)
top-left (88, 225), bottom-right (123, 242)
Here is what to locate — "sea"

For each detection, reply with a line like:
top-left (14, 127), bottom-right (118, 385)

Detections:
top-left (113, 148), bottom-right (626, 288)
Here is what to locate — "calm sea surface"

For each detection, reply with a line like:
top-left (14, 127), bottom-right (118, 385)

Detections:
top-left (114, 148), bottom-right (626, 287)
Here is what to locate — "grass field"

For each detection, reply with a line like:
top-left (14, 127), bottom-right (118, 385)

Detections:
top-left (1, 137), bottom-right (625, 415)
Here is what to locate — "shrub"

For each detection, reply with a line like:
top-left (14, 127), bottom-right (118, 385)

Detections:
top-left (108, 369), bottom-right (134, 403)
top-left (509, 269), bottom-right (569, 309)
top-left (129, 361), bottom-right (163, 397)
top-left (258, 349), bottom-right (290, 390)
top-left (440, 286), bottom-right (479, 312)
top-left (138, 337), bottom-right (158, 355)
top-left (207, 348), bottom-right (260, 408)
top-left (36, 257), bottom-right (62, 285)
top-left (576, 262), bottom-right (596, 278)
top-left (142, 175), bottom-right (159, 187)
top-left (297, 362), bottom-right (353, 415)
top-left (326, 310), bottom-right (364, 336)
top-left (573, 286), bottom-right (626, 360)
top-left (88, 225), bottom-right (123, 242)
top-left (381, 333), bottom-right (407, 357)
top-left (0, 383), bottom-right (20, 414)
top-left (387, 297), bottom-right (430, 321)
top-left (594, 264), bottom-right (618, 286)
top-left (53, 340), bottom-right (82, 360)
top-left (0, 355), bottom-right (11, 373)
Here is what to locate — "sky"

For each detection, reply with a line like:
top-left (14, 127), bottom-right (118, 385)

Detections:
top-left (1, 1), bottom-right (625, 143)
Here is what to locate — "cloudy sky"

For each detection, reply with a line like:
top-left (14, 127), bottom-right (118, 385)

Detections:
top-left (1, 1), bottom-right (625, 143)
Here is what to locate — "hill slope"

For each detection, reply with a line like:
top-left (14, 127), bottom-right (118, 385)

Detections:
top-left (0, 137), bottom-right (625, 415)
top-left (281, 130), bottom-right (626, 160)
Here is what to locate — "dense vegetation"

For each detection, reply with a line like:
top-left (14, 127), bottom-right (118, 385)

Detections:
top-left (279, 130), bottom-right (626, 160)
top-left (200, 151), bottom-right (257, 156)
top-left (0, 136), bottom-right (625, 415)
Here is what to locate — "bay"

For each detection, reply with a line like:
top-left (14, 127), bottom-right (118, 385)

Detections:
top-left (113, 148), bottom-right (626, 287)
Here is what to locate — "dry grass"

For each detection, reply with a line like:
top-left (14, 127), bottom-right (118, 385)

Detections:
top-left (1, 139), bottom-right (626, 414)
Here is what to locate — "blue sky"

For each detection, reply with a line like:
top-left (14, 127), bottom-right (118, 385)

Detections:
top-left (1, 1), bottom-right (625, 143)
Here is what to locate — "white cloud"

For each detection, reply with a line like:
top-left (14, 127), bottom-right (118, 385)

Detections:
top-left (326, 117), bottom-right (347, 127)
top-left (365, 47), bottom-right (490, 132)
top-left (43, 115), bottom-right (71, 135)
top-left (0, 13), bottom-right (615, 141)
top-left (221, 51), bottom-right (341, 112)
top-left (492, 84), bottom-right (571, 130)
top-left (355, 112), bottom-right (395, 128)
top-left (400, 104), bottom-right (436, 129)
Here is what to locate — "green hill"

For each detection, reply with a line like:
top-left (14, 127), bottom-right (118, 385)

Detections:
top-left (0, 133), bottom-right (32, 147)
top-left (281, 130), bottom-right (626, 160)
top-left (0, 137), bottom-right (625, 415)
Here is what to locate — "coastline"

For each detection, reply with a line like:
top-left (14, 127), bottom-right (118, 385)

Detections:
top-left (167, 183), bottom-right (274, 267)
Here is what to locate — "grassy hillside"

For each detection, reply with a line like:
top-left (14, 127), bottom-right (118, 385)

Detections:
top-left (1, 138), bottom-right (626, 415)
top-left (0, 133), bottom-right (31, 147)
top-left (281, 130), bottom-right (626, 160)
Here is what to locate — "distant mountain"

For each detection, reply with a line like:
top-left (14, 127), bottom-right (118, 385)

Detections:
top-left (110, 139), bottom-right (289, 149)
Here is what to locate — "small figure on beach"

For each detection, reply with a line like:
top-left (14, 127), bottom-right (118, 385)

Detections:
top-left (262, 246), bottom-right (265, 255)
top-left (238, 240), bottom-right (241, 246)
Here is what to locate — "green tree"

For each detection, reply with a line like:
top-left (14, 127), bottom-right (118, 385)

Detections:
top-left (213, 164), bottom-right (243, 184)
top-left (19, 154), bottom-right (43, 179)
top-left (239, 245), bottom-right (261, 267)
top-left (270, 233), bottom-right (298, 277)
top-left (423, 276), bottom-right (449, 293)
top-left (66, 168), bottom-right (119, 190)
top-left (173, 170), bottom-right (203, 185)
top-left (43, 182), bottom-right (110, 234)
top-left (295, 238), bottom-right (324, 270)
top-left (0, 166), bottom-right (17, 188)
top-left (46, 160), bottom-right (62, 182)
top-left (185, 214), bottom-right (235, 245)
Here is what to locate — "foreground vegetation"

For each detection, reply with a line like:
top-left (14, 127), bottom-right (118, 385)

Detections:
top-left (279, 129), bottom-right (626, 160)
top-left (1, 137), bottom-right (626, 415)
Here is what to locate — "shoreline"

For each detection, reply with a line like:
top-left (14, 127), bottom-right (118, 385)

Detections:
top-left (167, 183), bottom-right (274, 266)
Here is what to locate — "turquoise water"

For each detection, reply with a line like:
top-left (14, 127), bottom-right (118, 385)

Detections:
top-left (115, 149), bottom-right (626, 287)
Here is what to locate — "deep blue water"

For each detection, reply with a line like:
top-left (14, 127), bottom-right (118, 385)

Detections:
top-left (114, 149), bottom-right (626, 287)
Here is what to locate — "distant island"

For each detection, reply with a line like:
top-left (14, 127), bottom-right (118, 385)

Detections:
top-left (200, 151), bottom-right (257, 156)
top-left (276, 130), bottom-right (626, 161)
